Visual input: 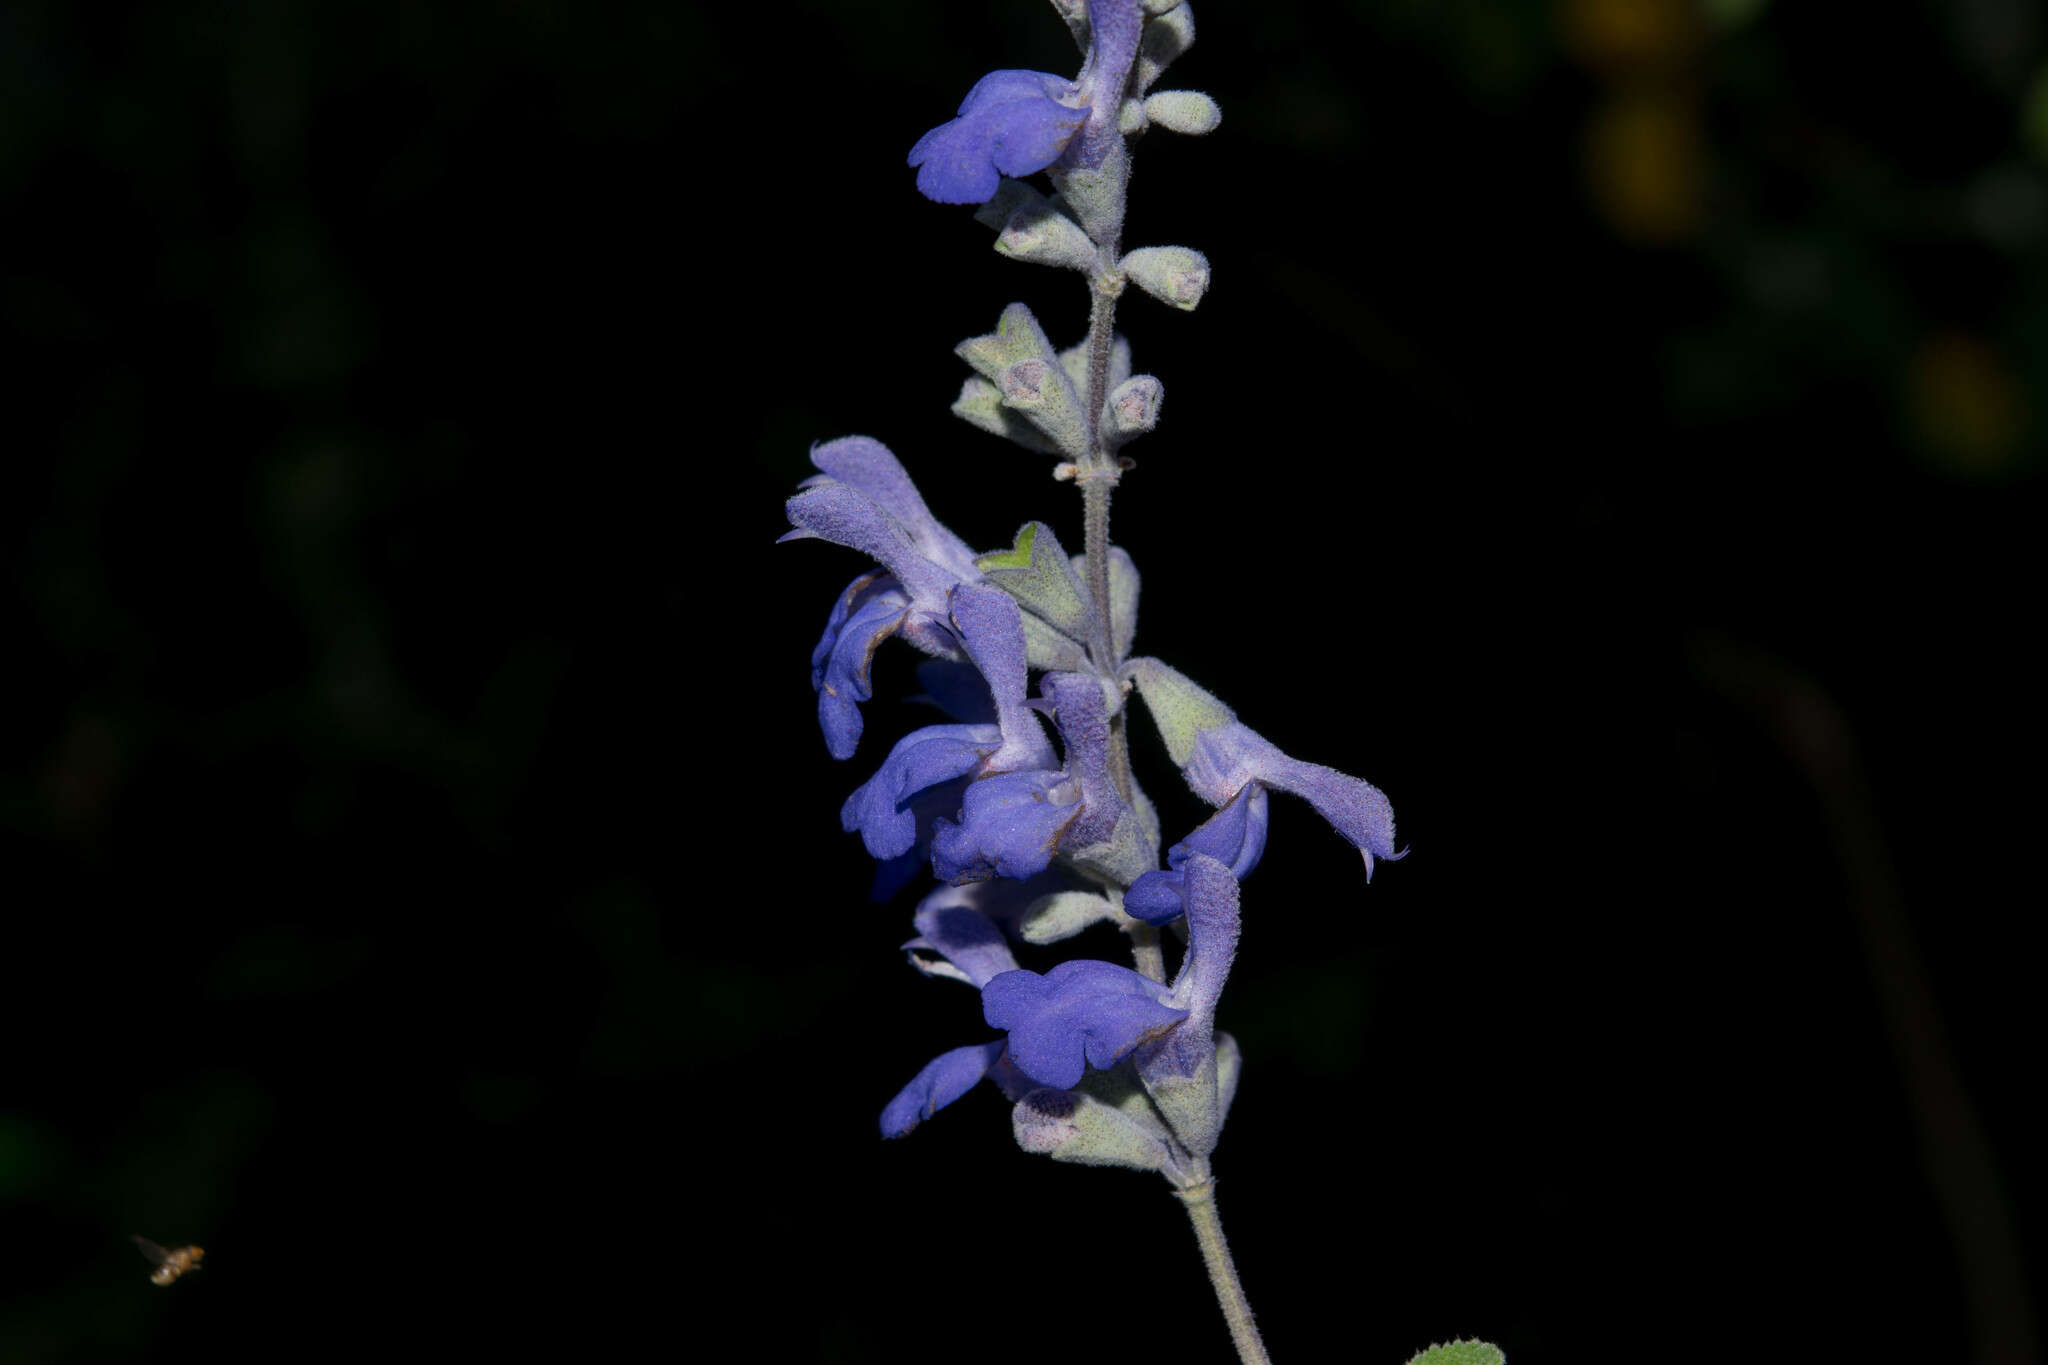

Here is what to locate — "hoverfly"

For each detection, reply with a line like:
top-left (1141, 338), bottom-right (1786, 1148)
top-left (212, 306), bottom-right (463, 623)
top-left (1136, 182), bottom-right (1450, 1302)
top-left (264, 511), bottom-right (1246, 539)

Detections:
top-left (132, 1235), bottom-right (205, 1286)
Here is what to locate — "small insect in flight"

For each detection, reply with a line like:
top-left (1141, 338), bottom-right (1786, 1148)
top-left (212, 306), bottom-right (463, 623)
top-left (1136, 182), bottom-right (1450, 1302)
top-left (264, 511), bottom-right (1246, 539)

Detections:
top-left (132, 1235), bottom-right (205, 1286)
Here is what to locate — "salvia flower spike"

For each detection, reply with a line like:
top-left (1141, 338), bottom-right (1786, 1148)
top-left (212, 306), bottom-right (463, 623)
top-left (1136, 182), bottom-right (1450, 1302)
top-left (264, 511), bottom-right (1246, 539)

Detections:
top-left (780, 2), bottom-right (1460, 1360)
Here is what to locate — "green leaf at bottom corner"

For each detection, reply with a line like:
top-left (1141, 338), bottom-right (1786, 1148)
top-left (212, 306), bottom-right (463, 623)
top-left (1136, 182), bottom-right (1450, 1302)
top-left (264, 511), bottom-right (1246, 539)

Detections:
top-left (1406, 1341), bottom-right (1504, 1365)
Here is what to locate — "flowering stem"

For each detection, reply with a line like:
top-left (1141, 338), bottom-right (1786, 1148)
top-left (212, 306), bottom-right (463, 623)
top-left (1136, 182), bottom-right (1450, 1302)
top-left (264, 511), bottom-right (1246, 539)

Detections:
top-left (1125, 920), bottom-right (1166, 982)
top-left (1176, 1174), bottom-right (1272, 1365)
top-left (1080, 279), bottom-right (1121, 667)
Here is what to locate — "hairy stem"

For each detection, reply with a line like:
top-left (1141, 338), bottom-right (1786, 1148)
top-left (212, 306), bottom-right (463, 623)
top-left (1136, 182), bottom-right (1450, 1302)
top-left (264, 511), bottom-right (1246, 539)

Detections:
top-left (1080, 282), bottom-right (1121, 678)
top-left (1125, 920), bottom-right (1165, 983)
top-left (1177, 1175), bottom-right (1271, 1365)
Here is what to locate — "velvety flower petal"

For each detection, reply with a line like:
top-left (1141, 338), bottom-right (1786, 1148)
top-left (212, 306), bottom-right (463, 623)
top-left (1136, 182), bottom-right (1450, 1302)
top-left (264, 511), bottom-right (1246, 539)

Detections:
top-left (1128, 657), bottom-right (1398, 878)
top-left (784, 480), bottom-right (962, 613)
top-left (813, 591), bottom-right (911, 761)
top-left (1132, 854), bottom-right (1241, 1156)
top-left (808, 570), bottom-right (887, 679)
top-left (806, 437), bottom-right (980, 583)
top-left (841, 724), bottom-right (1002, 860)
top-left (949, 583), bottom-right (1055, 772)
top-left (1041, 672), bottom-right (1127, 852)
top-left (906, 896), bottom-right (1020, 989)
top-left (1166, 855), bottom-right (1240, 1040)
top-left (909, 69), bottom-right (1085, 205)
top-left (982, 960), bottom-right (1186, 1090)
top-left (786, 439), bottom-right (994, 757)
top-left (1192, 726), bottom-right (1398, 878)
top-left (1123, 783), bottom-right (1268, 925)
top-left (880, 1040), bottom-right (1007, 1138)
top-left (930, 768), bottom-right (1080, 883)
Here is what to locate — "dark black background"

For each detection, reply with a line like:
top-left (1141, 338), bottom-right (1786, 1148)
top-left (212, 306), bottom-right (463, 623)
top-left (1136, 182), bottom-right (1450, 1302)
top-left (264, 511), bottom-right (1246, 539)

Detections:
top-left (4, 0), bottom-right (2042, 1361)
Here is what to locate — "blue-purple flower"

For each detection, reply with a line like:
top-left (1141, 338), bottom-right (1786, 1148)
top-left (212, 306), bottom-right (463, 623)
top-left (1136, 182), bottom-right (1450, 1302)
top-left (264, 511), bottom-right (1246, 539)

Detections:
top-left (907, 0), bottom-right (1144, 204)
top-left (784, 437), bottom-right (985, 757)
top-left (983, 959), bottom-right (1186, 1090)
top-left (880, 885), bottom-right (1036, 1138)
top-left (923, 669), bottom-right (1151, 887)
top-left (1126, 656), bottom-right (1400, 881)
top-left (908, 71), bottom-right (1085, 206)
top-left (977, 850), bottom-right (1243, 1108)
top-left (786, 439), bottom-right (1052, 771)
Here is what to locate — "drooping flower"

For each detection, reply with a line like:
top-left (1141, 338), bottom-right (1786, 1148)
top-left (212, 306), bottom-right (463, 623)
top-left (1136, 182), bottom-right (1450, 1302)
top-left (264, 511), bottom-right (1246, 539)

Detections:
top-left (907, 0), bottom-right (1144, 205)
top-left (880, 885), bottom-right (1037, 1139)
top-left (1125, 656), bottom-right (1400, 879)
top-left (841, 724), bottom-right (1008, 863)
top-left (880, 1040), bottom-right (1009, 1139)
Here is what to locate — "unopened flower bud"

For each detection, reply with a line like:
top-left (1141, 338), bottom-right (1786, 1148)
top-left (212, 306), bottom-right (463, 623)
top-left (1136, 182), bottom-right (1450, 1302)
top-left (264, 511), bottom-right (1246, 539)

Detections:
top-left (994, 202), bottom-right (1098, 271)
top-left (1013, 1086), bottom-right (1174, 1172)
top-left (999, 359), bottom-right (1089, 457)
top-left (1105, 375), bottom-right (1164, 442)
top-left (956, 302), bottom-right (1059, 382)
top-left (1142, 89), bottom-right (1221, 135)
top-left (951, 376), bottom-right (1059, 453)
top-left (1120, 246), bottom-right (1211, 311)
top-left (1001, 358), bottom-right (1055, 408)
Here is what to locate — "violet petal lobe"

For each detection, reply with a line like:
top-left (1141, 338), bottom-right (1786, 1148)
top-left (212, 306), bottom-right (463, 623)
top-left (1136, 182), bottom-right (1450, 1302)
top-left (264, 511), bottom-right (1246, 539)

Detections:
top-left (905, 892), bottom-right (1021, 990)
top-left (1123, 783), bottom-right (1268, 925)
top-left (880, 1040), bottom-right (1008, 1138)
top-left (1042, 672), bottom-right (1127, 852)
top-left (948, 583), bottom-right (1055, 772)
top-left (808, 570), bottom-right (887, 681)
top-left (929, 768), bottom-right (1080, 883)
top-left (806, 437), bottom-right (980, 583)
top-left (840, 724), bottom-right (1001, 860)
top-left (1260, 750), bottom-right (1401, 879)
top-left (813, 590), bottom-right (911, 761)
top-left (1169, 854), bottom-right (1241, 1038)
top-left (909, 70), bottom-right (1085, 205)
top-left (1128, 655), bottom-right (1398, 880)
top-left (1188, 725), bottom-right (1400, 878)
top-left (981, 959), bottom-right (1187, 1090)
top-left (868, 774), bottom-right (975, 900)
top-left (784, 480), bottom-right (961, 613)
top-left (1132, 854), bottom-right (1241, 1157)
top-left (786, 438), bottom-right (997, 757)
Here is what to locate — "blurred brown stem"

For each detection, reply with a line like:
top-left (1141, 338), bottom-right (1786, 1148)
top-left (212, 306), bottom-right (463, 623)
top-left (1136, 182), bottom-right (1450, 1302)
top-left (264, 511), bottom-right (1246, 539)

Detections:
top-left (1690, 630), bottom-right (2037, 1365)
